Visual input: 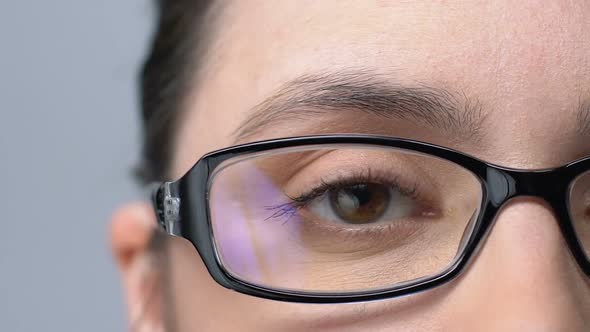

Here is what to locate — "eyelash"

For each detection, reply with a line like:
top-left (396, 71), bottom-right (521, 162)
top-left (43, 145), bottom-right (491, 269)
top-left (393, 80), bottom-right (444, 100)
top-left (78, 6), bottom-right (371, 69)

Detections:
top-left (264, 169), bottom-right (421, 223)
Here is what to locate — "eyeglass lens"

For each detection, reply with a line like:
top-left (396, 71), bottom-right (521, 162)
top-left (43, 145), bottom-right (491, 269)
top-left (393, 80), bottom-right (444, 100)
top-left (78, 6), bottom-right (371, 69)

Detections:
top-left (207, 145), bottom-right (485, 293)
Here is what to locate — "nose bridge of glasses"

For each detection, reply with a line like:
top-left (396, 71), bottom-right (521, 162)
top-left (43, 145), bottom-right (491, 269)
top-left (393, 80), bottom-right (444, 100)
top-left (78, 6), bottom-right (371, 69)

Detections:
top-left (485, 167), bottom-right (562, 207)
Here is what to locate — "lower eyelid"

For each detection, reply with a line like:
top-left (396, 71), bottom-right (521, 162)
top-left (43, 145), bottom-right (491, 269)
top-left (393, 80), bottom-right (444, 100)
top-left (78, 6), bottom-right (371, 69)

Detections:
top-left (293, 212), bottom-right (433, 253)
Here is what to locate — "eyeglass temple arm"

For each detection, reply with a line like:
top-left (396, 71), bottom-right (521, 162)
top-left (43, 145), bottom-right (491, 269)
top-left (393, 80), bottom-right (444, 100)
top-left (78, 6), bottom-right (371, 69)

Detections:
top-left (151, 181), bottom-right (182, 236)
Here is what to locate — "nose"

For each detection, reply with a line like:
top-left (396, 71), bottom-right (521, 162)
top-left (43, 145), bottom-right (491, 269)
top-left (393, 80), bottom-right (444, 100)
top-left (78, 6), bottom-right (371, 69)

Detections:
top-left (443, 198), bottom-right (590, 331)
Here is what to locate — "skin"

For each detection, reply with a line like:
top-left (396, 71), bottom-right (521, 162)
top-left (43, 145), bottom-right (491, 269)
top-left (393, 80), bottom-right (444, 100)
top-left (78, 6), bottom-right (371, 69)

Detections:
top-left (111, 1), bottom-right (590, 331)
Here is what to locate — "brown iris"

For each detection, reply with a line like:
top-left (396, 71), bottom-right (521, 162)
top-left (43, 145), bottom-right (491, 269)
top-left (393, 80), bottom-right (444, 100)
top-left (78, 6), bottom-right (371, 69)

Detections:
top-left (328, 183), bottom-right (391, 224)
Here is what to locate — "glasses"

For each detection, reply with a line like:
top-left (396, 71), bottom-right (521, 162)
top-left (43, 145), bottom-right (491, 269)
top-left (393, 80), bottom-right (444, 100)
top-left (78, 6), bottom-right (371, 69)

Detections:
top-left (151, 134), bottom-right (590, 303)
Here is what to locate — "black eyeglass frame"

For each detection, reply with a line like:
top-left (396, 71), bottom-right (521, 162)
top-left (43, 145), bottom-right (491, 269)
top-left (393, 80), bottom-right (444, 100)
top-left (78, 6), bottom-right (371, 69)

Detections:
top-left (152, 134), bottom-right (590, 304)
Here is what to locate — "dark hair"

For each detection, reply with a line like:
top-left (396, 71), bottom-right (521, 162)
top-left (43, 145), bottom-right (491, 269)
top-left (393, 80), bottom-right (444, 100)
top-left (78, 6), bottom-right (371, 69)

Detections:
top-left (135, 4), bottom-right (218, 329)
top-left (138, 0), bottom-right (215, 184)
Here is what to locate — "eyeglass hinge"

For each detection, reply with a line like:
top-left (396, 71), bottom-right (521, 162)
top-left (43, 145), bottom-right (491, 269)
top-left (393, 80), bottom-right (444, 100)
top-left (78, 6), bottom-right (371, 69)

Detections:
top-left (160, 182), bottom-right (181, 236)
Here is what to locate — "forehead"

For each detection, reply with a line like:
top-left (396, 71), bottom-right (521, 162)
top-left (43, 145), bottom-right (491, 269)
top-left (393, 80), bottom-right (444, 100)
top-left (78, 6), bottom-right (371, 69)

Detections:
top-left (176, 1), bottom-right (590, 175)
top-left (203, 1), bottom-right (590, 94)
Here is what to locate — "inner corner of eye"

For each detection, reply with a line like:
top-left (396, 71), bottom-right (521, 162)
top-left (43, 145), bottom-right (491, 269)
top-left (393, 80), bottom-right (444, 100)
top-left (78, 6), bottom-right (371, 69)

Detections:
top-left (410, 196), bottom-right (441, 218)
top-left (420, 208), bottom-right (441, 219)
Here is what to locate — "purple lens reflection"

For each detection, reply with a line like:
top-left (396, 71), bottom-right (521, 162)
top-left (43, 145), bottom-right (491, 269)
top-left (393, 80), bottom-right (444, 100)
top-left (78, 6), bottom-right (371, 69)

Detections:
top-left (210, 160), bottom-right (307, 290)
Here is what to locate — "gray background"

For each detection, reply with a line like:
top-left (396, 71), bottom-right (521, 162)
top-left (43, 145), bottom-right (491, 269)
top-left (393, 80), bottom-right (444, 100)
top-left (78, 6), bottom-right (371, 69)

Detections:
top-left (1, 1), bottom-right (153, 331)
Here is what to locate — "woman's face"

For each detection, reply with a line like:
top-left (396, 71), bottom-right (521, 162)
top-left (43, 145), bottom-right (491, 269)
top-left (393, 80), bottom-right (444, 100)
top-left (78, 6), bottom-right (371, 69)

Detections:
top-left (112, 1), bottom-right (590, 331)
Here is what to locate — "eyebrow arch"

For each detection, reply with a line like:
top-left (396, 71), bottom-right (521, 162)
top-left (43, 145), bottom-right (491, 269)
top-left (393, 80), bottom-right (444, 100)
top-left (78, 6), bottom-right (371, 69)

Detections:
top-left (232, 69), bottom-right (486, 143)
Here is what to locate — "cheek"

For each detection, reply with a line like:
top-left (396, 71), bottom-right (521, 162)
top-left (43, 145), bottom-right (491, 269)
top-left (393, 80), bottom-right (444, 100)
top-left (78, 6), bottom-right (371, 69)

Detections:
top-left (169, 238), bottom-right (317, 331)
top-left (168, 237), bottom-right (263, 331)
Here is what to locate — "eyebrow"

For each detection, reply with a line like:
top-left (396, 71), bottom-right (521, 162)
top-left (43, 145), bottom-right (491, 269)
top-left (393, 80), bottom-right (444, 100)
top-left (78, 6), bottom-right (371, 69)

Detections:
top-left (232, 70), bottom-right (486, 143)
top-left (577, 97), bottom-right (590, 136)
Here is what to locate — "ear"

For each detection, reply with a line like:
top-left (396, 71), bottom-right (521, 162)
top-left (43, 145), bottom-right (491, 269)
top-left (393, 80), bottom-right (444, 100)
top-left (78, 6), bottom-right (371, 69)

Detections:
top-left (110, 202), bottom-right (165, 332)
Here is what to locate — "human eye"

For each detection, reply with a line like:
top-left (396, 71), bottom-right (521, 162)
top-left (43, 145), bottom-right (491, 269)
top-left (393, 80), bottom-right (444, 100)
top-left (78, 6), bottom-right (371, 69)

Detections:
top-left (265, 167), bottom-right (439, 251)
top-left (287, 172), bottom-right (430, 225)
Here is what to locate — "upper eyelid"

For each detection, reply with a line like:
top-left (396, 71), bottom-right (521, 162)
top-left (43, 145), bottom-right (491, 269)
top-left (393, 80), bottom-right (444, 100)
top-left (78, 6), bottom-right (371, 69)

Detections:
top-left (287, 172), bottom-right (420, 206)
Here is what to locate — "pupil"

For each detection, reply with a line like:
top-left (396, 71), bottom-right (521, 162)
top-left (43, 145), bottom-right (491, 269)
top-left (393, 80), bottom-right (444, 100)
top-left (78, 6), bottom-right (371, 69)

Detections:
top-left (329, 183), bottom-right (390, 224)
